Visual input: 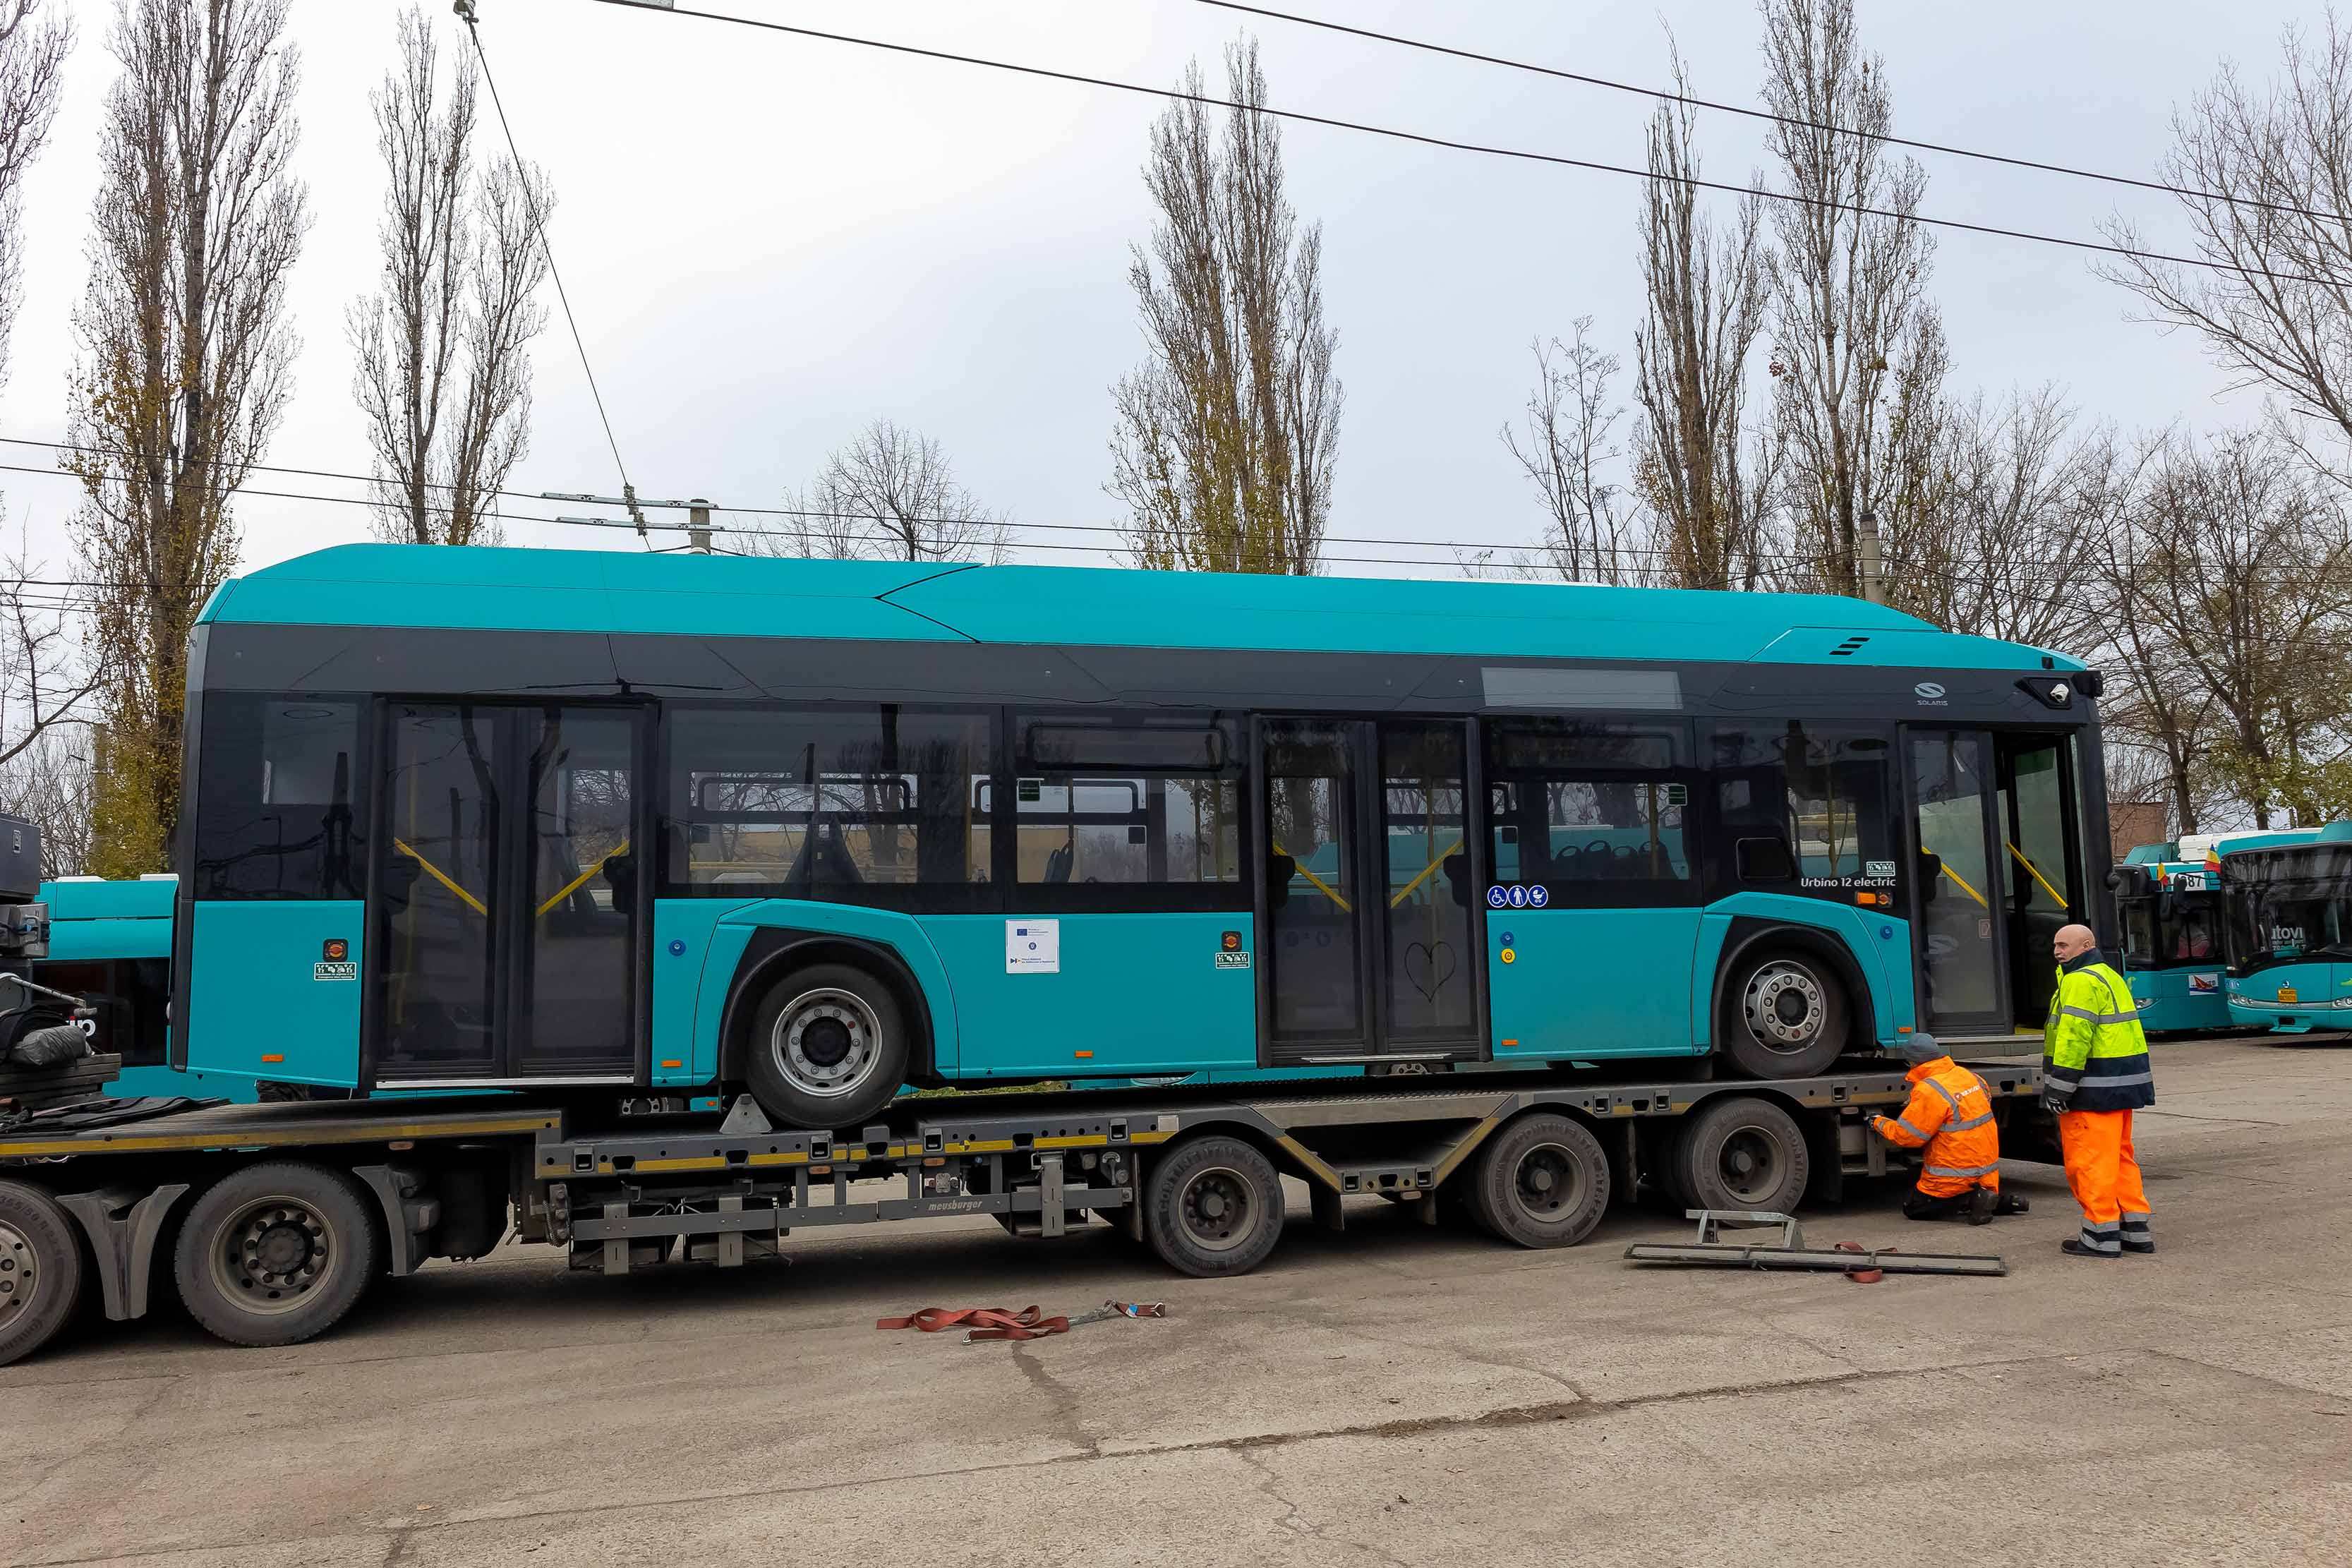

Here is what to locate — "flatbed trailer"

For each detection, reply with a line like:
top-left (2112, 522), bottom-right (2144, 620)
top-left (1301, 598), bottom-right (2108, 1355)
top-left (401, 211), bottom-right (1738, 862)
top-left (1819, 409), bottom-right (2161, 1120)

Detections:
top-left (0, 1056), bottom-right (2046, 1365)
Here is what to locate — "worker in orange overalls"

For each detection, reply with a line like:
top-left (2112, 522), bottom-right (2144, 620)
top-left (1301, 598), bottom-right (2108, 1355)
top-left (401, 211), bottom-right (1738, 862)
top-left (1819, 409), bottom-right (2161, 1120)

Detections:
top-left (1871, 1035), bottom-right (2030, 1224)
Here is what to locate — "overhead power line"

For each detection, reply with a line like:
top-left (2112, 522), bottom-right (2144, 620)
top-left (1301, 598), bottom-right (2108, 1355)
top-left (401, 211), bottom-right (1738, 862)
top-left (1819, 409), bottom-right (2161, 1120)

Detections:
top-left (581, 0), bottom-right (2332, 288)
top-left (1200, 0), bottom-right (2349, 227)
top-left (455, 0), bottom-right (650, 542)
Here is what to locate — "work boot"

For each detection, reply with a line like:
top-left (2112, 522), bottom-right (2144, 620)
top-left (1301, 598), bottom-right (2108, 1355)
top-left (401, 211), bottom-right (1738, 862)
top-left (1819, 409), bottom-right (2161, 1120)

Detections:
top-left (1996, 1193), bottom-right (2030, 1216)
top-left (2123, 1238), bottom-right (2155, 1256)
top-left (1968, 1187), bottom-right (1997, 1226)
top-left (2060, 1238), bottom-right (2119, 1260)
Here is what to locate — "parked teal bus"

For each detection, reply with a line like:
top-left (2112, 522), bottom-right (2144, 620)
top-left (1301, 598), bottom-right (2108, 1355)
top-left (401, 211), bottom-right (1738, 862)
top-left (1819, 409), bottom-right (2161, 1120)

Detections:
top-left (167, 545), bottom-right (2111, 1130)
top-left (2219, 820), bottom-right (2352, 1034)
top-left (2110, 843), bottom-right (2230, 1032)
top-left (30, 876), bottom-right (277, 1102)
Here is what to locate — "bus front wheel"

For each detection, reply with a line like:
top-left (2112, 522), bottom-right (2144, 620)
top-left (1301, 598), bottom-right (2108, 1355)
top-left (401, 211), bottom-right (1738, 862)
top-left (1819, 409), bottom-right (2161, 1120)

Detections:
top-left (743, 964), bottom-right (910, 1132)
top-left (1720, 948), bottom-right (1850, 1078)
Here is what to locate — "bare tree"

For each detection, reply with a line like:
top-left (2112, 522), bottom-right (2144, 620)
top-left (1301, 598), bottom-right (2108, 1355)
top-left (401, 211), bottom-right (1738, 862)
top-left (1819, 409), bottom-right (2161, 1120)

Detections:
top-left (1630, 46), bottom-right (1775, 591)
top-left (0, 548), bottom-right (102, 771)
top-left (1502, 321), bottom-right (1644, 585)
top-left (2100, 14), bottom-right (2352, 483)
top-left (1759, 0), bottom-right (1935, 596)
top-left (1111, 37), bottom-right (1341, 574)
top-left (0, 724), bottom-right (92, 875)
top-left (349, 5), bottom-right (549, 547)
top-left (2102, 428), bottom-right (2352, 829)
top-left (1881, 378), bottom-right (2121, 654)
top-left (0, 0), bottom-right (71, 391)
top-left (749, 419), bottom-right (1007, 563)
top-left (65, 0), bottom-right (309, 877)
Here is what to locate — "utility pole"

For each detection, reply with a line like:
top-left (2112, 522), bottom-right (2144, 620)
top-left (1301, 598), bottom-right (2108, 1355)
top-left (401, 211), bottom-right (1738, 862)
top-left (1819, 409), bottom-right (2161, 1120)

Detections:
top-left (1856, 507), bottom-right (1887, 607)
top-left (688, 499), bottom-right (711, 555)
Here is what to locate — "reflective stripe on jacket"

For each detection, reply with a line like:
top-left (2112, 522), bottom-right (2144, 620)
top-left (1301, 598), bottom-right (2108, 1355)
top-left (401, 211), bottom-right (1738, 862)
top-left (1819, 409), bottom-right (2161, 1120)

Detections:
top-left (1871, 1056), bottom-right (2002, 1197)
top-left (2042, 953), bottom-right (2157, 1112)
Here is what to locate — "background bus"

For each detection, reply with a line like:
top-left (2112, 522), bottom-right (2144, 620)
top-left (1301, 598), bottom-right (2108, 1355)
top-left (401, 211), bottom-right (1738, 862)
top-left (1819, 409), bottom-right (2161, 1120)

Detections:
top-left (169, 545), bottom-right (2111, 1129)
top-left (2110, 841), bottom-right (2229, 1032)
top-left (2219, 820), bottom-right (2352, 1034)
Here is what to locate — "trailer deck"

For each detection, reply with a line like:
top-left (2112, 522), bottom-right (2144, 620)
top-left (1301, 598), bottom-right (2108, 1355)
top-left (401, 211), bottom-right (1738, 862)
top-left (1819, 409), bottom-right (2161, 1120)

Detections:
top-left (0, 1057), bottom-right (2045, 1365)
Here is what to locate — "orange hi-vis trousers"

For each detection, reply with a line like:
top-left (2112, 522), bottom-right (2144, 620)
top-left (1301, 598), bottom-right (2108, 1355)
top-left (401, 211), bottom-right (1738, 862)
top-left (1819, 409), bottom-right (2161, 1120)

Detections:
top-left (2058, 1109), bottom-right (2152, 1255)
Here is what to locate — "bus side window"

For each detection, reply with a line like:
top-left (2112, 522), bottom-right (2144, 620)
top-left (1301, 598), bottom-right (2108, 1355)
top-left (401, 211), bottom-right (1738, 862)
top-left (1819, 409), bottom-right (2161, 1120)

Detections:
top-left (193, 694), bottom-right (366, 899)
top-left (1483, 718), bottom-right (1696, 908)
top-left (1011, 711), bottom-right (1243, 907)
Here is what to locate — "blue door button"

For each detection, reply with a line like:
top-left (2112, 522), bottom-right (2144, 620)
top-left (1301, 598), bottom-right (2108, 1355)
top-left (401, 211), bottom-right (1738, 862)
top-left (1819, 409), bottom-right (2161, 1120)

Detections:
top-left (668, 939), bottom-right (686, 956)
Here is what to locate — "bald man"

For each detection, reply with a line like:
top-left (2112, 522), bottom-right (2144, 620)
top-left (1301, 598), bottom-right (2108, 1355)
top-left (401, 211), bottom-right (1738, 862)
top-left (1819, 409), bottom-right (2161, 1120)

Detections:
top-left (2044, 923), bottom-right (2157, 1259)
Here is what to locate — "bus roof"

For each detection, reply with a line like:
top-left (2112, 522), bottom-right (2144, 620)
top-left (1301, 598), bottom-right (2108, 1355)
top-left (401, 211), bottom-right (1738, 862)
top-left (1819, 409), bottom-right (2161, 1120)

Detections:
top-left (198, 545), bottom-right (2085, 670)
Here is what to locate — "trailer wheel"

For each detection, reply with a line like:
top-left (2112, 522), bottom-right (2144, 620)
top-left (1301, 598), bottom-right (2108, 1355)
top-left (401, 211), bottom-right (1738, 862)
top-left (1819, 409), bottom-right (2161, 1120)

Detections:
top-left (743, 963), bottom-right (910, 1131)
top-left (1675, 1097), bottom-right (1809, 1214)
top-left (174, 1163), bottom-right (380, 1349)
top-left (0, 1181), bottom-right (83, 1367)
top-left (1467, 1114), bottom-right (1612, 1248)
top-left (1144, 1135), bottom-right (1284, 1277)
top-left (1720, 948), bottom-right (1849, 1078)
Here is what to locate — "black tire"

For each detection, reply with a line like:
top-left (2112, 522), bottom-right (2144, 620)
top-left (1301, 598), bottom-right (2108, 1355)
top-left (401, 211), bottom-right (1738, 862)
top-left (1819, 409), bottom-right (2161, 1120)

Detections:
top-left (0, 1181), bottom-right (84, 1367)
top-left (1143, 1135), bottom-right (1284, 1278)
top-left (1675, 1096), bottom-right (1810, 1215)
top-left (173, 1162), bottom-right (380, 1349)
top-left (1466, 1113), bottom-right (1612, 1248)
top-left (742, 963), bottom-right (912, 1131)
top-left (1719, 946), bottom-right (1850, 1078)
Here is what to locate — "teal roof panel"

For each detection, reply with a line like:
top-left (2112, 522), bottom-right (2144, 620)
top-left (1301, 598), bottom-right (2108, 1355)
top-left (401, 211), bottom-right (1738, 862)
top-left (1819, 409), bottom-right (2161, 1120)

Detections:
top-left (203, 545), bottom-right (2075, 670)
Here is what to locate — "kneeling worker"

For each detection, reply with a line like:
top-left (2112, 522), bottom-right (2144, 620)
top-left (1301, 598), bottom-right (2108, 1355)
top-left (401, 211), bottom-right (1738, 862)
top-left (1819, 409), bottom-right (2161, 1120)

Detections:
top-left (1871, 1035), bottom-right (2027, 1224)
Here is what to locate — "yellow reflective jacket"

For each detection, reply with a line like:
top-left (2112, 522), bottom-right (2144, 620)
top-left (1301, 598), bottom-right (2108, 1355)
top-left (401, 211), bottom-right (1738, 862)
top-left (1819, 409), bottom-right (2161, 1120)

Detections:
top-left (2043, 953), bottom-right (2156, 1112)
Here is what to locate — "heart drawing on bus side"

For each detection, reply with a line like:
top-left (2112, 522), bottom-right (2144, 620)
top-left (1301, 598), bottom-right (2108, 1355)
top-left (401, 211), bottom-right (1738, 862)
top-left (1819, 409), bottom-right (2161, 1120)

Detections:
top-left (1404, 941), bottom-right (1457, 1001)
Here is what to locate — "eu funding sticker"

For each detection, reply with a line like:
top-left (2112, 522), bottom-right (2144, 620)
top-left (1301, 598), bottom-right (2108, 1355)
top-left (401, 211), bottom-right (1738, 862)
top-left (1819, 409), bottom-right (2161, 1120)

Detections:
top-left (1006, 919), bottom-right (1061, 975)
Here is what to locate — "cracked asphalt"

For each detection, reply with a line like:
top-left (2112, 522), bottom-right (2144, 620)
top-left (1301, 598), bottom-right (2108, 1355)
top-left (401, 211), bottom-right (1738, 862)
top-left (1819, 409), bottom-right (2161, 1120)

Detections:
top-left (6, 1037), bottom-right (2350, 1567)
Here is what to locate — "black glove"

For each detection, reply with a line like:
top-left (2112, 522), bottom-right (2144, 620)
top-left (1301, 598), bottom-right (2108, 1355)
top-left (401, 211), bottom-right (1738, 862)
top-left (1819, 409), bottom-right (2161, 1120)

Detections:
top-left (2040, 1085), bottom-right (2073, 1115)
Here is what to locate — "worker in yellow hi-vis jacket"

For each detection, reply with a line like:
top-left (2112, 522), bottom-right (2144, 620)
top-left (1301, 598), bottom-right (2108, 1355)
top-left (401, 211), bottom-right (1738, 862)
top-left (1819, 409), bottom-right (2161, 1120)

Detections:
top-left (2043, 924), bottom-right (2157, 1260)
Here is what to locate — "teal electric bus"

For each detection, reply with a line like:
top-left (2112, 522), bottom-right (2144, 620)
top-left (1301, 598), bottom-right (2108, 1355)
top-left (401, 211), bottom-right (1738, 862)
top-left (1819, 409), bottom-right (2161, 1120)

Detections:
top-left (2219, 820), bottom-right (2352, 1034)
top-left (2111, 843), bottom-right (2230, 1032)
top-left (167, 545), bottom-right (2111, 1130)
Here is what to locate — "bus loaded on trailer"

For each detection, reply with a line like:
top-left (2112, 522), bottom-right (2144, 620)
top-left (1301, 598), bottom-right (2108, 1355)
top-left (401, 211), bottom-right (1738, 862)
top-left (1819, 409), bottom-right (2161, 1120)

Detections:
top-left (173, 545), bottom-right (2111, 1129)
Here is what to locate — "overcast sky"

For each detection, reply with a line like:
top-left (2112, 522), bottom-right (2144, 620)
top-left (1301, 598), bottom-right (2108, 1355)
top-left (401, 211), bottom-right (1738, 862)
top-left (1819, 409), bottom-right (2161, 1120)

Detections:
top-left (0, 0), bottom-right (2320, 587)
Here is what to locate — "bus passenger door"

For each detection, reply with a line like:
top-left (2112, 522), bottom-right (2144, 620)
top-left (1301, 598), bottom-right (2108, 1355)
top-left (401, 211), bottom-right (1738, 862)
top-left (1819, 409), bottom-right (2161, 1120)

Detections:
top-left (1258, 718), bottom-right (1483, 1066)
top-left (1904, 727), bottom-right (2087, 1041)
top-left (373, 701), bottom-right (645, 1087)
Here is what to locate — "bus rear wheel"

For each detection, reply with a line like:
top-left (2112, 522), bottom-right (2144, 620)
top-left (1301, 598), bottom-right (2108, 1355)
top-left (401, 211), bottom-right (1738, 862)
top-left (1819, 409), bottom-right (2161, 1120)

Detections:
top-left (174, 1162), bottom-right (379, 1349)
top-left (0, 1181), bottom-right (83, 1367)
top-left (743, 964), bottom-right (910, 1131)
top-left (1720, 948), bottom-right (1849, 1078)
top-left (1468, 1112), bottom-right (1612, 1248)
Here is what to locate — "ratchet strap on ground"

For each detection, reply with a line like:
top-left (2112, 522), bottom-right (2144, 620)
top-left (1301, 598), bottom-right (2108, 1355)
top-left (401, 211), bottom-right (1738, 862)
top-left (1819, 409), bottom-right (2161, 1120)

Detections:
top-left (1833, 1241), bottom-right (1887, 1284)
top-left (876, 1301), bottom-right (1169, 1342)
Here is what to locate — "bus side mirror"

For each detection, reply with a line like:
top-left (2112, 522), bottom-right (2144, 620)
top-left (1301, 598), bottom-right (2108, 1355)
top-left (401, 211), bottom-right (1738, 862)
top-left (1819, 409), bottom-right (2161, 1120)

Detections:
top-left (1266, 853), bottom-right (1295, 910)
top-left (1442, 852), bottom-right (1470, 907)
top-left (1735, 837), bottom-right (1795, 882)
top-left (1917, 850), bottom-right (1943, 901)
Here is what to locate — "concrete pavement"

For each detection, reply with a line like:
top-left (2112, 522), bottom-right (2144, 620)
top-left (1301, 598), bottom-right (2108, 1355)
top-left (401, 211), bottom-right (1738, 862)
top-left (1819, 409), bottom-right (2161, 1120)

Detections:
top-left (6, 1037), bottom-right (2349, 1566)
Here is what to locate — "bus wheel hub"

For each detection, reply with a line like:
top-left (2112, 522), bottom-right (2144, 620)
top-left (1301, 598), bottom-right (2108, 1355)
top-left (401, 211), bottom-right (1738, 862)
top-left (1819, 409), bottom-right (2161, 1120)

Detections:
top-left (775, 990), bottom-right (881, 1097)
top-left (1746, 963), bottom-right (1824, 1047)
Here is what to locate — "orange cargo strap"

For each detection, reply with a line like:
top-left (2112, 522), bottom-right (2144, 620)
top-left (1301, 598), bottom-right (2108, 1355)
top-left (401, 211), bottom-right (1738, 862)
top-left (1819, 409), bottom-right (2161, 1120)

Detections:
top-left (876, 1305), bottom-right (1070, 1341)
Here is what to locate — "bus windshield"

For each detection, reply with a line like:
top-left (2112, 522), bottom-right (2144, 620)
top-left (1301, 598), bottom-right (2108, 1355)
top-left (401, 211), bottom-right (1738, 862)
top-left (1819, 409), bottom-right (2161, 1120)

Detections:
top-left (2224, 845), bottom-right (2352, 975)
top-left (2121, 893), bottom-right (2219, 970)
